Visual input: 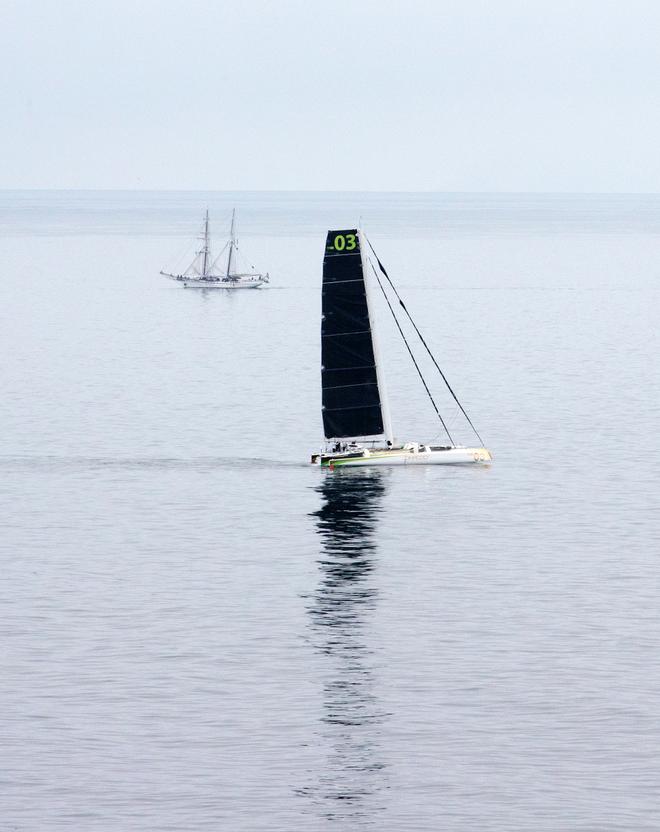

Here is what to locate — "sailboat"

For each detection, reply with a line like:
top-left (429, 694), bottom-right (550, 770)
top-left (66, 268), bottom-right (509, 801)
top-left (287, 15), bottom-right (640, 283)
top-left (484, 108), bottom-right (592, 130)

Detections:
top-left (160, 209), bottom-right (269, 289)
top-left (311, 229), bottom-right (492, 468)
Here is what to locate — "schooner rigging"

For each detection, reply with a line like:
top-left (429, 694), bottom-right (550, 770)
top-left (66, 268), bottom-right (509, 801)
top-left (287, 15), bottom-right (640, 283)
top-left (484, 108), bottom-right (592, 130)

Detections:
top-left (160, 209), bottom-right (269, 289)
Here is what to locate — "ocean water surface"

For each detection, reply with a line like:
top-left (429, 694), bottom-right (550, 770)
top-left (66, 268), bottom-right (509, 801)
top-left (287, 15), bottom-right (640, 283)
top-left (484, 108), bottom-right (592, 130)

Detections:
top-left (1, 191), bottom-right (659, 830)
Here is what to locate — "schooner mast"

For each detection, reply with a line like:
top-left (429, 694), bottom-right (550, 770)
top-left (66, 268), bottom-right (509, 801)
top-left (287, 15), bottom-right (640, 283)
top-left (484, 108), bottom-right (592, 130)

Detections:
top-left (226, 209), bottom-right (236, 278)
top-left (201, 209), bottom-right (210, 277)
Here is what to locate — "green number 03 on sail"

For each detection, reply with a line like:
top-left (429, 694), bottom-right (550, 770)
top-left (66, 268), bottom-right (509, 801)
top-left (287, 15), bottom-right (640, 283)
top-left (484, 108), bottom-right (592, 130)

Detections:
top-left (330, 233), bottom-right (358, 253)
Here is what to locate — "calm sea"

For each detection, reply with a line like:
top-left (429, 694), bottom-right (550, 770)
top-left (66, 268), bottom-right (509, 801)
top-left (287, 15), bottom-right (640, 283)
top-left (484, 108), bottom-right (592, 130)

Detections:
top-left (1, 191), bottom-right (659, 831)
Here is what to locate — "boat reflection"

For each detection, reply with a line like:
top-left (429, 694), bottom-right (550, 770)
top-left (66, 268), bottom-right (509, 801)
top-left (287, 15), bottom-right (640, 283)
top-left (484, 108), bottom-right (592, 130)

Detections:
top-left (300, 469), bottom-right (389, 824)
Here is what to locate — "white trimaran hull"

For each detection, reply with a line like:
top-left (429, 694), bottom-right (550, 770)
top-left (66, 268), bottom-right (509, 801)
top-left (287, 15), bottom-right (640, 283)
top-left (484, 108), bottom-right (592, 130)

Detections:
top-left (313, 445), bottom-right (491, 468)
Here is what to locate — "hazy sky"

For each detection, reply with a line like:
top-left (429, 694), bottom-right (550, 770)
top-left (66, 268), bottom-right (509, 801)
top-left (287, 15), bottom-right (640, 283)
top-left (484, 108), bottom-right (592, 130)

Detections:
top-left (2, 0), bottom-right (660, 191)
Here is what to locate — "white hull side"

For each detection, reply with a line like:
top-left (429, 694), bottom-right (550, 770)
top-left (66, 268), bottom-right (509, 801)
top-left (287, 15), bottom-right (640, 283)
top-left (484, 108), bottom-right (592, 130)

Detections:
top-left (314, 446), bottom-right (492, 468)
top-left (161, 273), bottom-right (267, 289)
top-left (182, 281), bottom-right (265, 289)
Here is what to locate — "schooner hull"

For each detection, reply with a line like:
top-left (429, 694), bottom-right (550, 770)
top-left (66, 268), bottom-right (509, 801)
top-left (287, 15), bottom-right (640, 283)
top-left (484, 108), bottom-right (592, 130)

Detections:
top-left (181, 281), bottom-right (266, 289)
top-left (312, 446), bottom-right (492, 468)
top-left (161, 274), bottom-right (267, 289)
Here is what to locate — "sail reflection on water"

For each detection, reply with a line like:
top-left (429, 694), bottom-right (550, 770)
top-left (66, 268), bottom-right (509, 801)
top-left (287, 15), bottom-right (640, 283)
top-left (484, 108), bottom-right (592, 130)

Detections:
top-left (299, 469), bottom-right (389, 824)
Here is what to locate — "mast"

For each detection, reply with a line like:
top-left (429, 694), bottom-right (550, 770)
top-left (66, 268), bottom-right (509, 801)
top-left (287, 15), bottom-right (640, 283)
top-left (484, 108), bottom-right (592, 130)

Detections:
top-left (201, 209), bottom-right (210, 276)
top-left (359, 229), bottom-right (394, 445)
top-left (226, 209), bottom-right (236, 277)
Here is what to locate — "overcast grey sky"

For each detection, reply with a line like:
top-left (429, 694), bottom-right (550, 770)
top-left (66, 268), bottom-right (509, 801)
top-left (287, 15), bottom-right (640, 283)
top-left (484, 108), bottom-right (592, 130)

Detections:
top-left (2, 0), bottom-right (660, 191)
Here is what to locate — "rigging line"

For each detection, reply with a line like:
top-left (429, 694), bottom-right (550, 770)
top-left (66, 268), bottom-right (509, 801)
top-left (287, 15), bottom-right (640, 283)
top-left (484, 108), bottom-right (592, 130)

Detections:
top-left (368, 259), bottom-right (455, 445)
top-left (165, 232), bottom-right (198, 273)
top-left (366, 236), bottom-right (486, 447)
top-left (209, 240), bottom-right (230, 271)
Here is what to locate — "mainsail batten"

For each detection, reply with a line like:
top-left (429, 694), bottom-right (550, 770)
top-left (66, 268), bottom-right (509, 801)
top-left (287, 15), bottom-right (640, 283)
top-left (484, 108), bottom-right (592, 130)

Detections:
top-left (321, 229), bottom-right (387, 440)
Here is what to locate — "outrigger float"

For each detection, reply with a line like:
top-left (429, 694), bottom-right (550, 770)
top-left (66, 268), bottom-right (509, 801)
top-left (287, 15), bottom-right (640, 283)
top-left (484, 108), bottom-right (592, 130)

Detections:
top-left (311, 229), bottom-right (492, 469)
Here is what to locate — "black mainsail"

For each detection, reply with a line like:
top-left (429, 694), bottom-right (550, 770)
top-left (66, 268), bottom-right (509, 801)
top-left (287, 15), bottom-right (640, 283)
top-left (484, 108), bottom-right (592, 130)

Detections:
top-left (321, 230), bottom-right (387, 440)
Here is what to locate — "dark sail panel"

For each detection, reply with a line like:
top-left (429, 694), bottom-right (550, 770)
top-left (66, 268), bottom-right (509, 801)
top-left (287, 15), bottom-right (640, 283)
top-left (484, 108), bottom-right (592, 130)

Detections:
top-left (321, 230), bottom-right (384, 439)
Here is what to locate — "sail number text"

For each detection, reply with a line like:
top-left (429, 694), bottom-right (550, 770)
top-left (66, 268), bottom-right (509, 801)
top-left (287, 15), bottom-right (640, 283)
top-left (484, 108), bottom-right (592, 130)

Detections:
top-left (330, 233), bottom-right (357, 252)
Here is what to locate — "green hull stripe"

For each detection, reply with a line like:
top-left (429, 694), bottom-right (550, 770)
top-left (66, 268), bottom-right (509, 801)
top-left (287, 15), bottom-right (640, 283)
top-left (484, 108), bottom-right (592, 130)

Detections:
top-left (321, 451), bottom-right (406, 467)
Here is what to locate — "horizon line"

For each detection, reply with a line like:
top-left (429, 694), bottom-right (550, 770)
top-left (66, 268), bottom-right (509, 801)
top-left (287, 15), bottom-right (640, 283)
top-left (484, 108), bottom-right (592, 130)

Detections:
top-left (2, 188), bottom-right (660, 196)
